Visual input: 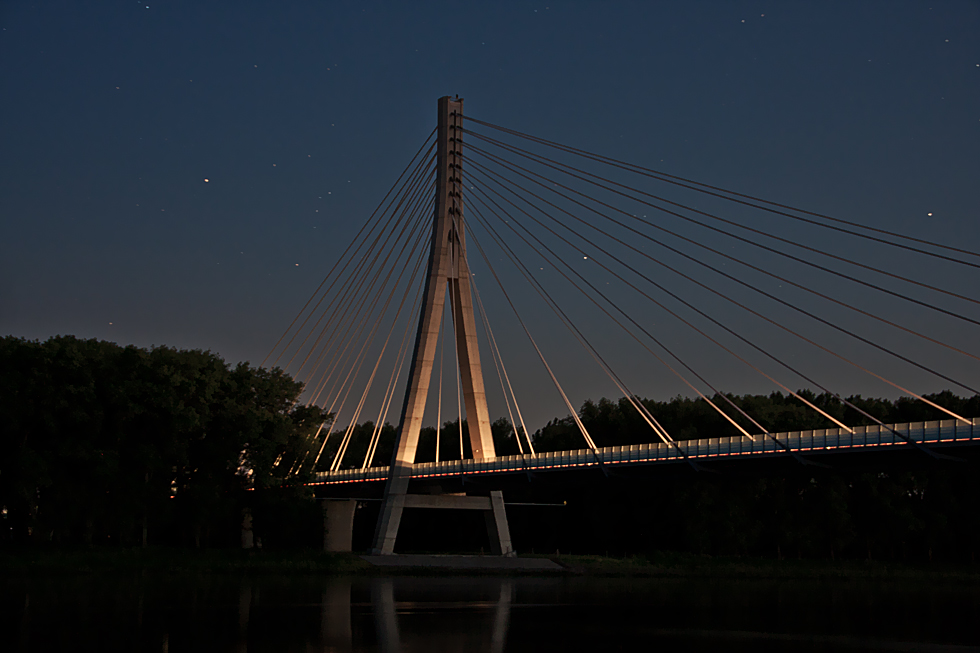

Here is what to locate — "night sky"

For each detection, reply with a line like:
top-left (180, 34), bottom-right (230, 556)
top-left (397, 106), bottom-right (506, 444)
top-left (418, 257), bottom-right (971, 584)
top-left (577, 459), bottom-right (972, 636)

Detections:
top-left (3, 1), bottom-right (979, 430)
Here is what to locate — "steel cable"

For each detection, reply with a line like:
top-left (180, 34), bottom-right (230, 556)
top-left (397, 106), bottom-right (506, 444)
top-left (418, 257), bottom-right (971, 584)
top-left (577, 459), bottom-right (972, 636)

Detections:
top-left (310, 197), bottom-right (434, 413)
top-left (463, 152), bottom-right (980, 398)
top-left (291, 160), bottom-right (437, 378)
top-left (472, 278), bottom-right (535, 454)
top-left (301, 176), bottom-right (436, 400)
top-left (314, 211), bottom-right (433, 469)
top-left (466, 162), bottom-right (857, 431)
top-left (468, 185), bottom-right (775, 440)
top-left (466, 225), bottom-right (600, 452)
top-left (467, 198), bottom-right (679, 443)
top-left (265, 130), bottom-right (437, 368)
top-left (463, 132), bottom-right (980, 359)
top-left (464, 136), bottom-right (980, 321)
top-left (331, 236), bottom-right (431, 472)
top-left (465, 158), bottom-right (970, 426)
top-left (464, 117), bottom-right (980, 265)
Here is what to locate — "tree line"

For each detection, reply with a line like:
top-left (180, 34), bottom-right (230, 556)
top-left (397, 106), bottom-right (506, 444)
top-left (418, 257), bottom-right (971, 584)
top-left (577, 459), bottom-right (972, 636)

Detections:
top-left (532, 391), bottom-right (980, 451)
top-left (0, 336), bottom-right (327, 548)
top-left (514, 393), bottom-right (980, 563)
top-left (2, 335), bottom-right (977, 560)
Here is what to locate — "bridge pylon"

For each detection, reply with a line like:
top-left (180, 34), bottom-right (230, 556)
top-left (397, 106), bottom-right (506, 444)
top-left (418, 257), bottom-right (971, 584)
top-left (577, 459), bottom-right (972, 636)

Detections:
top-left (371, 96), bottom-right (512, 556)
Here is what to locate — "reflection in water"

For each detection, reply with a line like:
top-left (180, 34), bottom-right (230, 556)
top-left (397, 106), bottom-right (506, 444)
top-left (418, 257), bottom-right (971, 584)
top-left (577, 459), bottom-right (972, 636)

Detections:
top-left (237, 580), bottom-right (250, 653)
top-left (19, 593), bottom-right (29, 651)
top-left (2, 574), bottom-right (978, 651)
top-left (367, 578), bottom-right (514, 653)
top-left (323, 579), bottom-right (352, 649)
top-left (373, 579), bottom-right (401, 653)
top-left (491, 581), bottom-right (513, 653)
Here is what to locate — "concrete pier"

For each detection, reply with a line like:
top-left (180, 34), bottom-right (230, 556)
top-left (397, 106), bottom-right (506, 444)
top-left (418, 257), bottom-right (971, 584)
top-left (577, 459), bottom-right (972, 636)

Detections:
top-left (322, 499), bottom-right (357, 552)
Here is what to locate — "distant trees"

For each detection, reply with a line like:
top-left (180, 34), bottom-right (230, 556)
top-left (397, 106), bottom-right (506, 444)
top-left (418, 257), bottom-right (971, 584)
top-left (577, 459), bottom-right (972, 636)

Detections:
top-left (520, 391), bottom-right (980, 563)
top-left (319, 416), bottom-right (526, 469)
top-left (531, 391), bottom-right (980, 451)
top-left (527, 466), bottom-right (980, 563)
top-left (0, 336), bottom-right (328, 547)
top-left (2, 335), bottom-right (977, 560)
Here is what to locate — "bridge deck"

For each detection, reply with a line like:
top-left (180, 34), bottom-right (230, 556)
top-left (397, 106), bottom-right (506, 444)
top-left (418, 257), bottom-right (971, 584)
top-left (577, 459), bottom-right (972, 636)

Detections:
top-left (312, 418), bottom-right (980, 486)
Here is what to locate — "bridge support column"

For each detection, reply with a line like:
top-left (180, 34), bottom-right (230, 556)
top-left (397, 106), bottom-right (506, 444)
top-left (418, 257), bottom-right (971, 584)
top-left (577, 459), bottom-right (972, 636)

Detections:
top-left (486, 491), bottom-right (514, 557)
top-left (322, 499), bottom-right (357, 553)
top-left (372, 95), bottom-right (500, 555)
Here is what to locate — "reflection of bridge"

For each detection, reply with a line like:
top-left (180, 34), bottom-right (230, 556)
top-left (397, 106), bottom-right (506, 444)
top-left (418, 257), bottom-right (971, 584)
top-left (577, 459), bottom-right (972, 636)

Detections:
top-left (266, 96), bottom-right (980, 556)
top-left (317, 578), bottom-right (515, 653)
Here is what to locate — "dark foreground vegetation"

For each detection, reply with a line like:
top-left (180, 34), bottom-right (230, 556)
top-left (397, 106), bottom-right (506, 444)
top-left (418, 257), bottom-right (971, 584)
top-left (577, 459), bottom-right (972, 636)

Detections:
top-left (2, 336), bottom-right (978, 567)
top-left (502, 464), bottom-right (980, 564)
top-left (0, 336), bottom-right (328, 549)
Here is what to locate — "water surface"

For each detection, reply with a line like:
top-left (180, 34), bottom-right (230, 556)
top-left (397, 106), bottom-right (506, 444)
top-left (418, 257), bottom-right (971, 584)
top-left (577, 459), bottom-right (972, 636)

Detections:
top-left (3, 574), bottom-right (977, 651)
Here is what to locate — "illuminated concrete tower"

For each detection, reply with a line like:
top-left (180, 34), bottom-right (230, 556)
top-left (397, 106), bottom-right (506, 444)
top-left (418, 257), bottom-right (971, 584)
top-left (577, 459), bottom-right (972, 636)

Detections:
top-left (371, 96), bottom-right (511, 556)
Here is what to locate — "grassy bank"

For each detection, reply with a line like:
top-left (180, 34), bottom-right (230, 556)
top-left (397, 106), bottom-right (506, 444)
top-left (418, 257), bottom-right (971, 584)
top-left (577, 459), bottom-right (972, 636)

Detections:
top-left (0, 547), bottom-right (373, 576)
top-left (2, 547), bottom-right (978, 582)
top-left (546, 551), bottom-right (980, 582)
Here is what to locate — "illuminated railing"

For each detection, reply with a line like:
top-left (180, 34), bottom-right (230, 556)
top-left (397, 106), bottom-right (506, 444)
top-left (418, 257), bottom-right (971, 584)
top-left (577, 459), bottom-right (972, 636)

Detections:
top-left (312, 418), bottom-right (980, 486)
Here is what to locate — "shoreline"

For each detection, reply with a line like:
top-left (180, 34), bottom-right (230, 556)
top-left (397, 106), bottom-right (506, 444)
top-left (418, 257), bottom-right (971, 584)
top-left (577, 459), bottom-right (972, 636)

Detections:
top-left (2, 547), bottom-right (978, 582)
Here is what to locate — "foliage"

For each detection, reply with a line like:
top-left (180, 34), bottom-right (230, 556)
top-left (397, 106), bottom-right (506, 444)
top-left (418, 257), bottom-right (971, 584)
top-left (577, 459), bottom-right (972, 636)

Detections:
top-left (0, 336), bottom-right (328, 547)
top-left (531, 391), bottom-right (980, 451)
top-left (525, 466), bottom-right (980, 563)
top-left (322, 417), bottom-right (526, 469)
top-left (518, 390), bottom-right (980, 563)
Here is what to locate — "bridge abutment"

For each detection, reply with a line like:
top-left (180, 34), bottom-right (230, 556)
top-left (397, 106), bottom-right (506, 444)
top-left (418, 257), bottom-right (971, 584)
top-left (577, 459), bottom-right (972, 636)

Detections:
top-left (485, 491), bottom-right (515, 557)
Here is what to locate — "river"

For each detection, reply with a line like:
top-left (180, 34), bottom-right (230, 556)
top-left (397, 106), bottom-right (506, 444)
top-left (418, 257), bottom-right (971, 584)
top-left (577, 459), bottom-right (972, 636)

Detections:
top-left (2, 574), bottom-right (978, 651)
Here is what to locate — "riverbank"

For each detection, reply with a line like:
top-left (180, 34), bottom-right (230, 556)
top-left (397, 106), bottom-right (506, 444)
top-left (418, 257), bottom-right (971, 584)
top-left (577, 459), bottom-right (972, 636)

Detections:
top-left (0, 547), bottom-right (373, 576)
top-left (551, 551), bottom-right (980, 582)
top-left (2, 547), bottom-right (978, 582)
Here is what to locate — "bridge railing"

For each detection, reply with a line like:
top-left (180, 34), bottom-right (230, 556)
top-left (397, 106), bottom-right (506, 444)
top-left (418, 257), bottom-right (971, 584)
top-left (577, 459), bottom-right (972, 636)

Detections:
top-left (311, 418), bottom-right (978, 486)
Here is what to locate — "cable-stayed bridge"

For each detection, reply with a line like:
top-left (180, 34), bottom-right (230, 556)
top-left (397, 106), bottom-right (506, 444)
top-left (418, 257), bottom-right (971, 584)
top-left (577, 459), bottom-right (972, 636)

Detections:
top-left (264, 97), bottom-right (980, 555)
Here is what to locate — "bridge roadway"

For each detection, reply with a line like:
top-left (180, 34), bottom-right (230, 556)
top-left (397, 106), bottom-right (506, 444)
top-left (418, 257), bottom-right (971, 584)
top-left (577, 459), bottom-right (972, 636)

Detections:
top-left (312, 418), bottom-right (980, 489)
